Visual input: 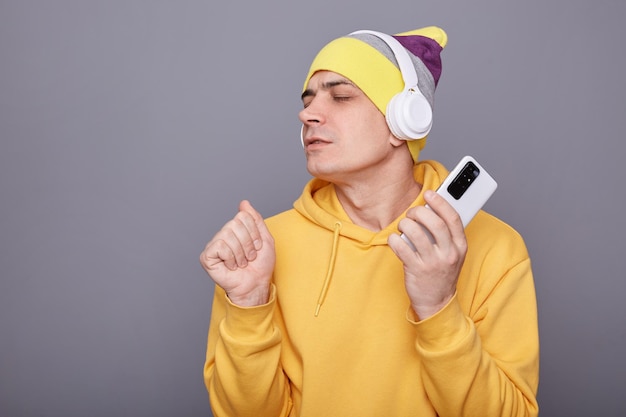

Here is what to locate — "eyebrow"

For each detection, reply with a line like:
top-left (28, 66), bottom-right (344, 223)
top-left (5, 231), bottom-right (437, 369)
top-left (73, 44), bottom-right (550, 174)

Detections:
top-left (301, 79), bottom-right (356, 101)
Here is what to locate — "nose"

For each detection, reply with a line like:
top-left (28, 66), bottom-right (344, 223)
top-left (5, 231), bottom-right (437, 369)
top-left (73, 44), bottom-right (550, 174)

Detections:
top-left (298, 96), bottom-right (325, 127)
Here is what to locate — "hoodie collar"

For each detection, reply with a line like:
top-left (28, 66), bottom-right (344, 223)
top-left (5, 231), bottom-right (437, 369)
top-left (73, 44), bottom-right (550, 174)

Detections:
top-left (293, 160), bottom-right (448, 244)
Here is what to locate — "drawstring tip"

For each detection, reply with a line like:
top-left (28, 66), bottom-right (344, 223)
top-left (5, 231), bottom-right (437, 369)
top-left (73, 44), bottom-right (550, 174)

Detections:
top-left (314, 304), bottom-right (321, 317)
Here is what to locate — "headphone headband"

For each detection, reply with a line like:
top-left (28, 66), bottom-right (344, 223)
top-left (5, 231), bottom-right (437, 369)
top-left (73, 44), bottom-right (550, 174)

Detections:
top-left (348, 30), bottom-right (418, 89)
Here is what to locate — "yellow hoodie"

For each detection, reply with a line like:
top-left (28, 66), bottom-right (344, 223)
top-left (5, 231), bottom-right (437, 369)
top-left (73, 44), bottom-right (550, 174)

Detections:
top-left (204, 160), bottom-right (539, 417)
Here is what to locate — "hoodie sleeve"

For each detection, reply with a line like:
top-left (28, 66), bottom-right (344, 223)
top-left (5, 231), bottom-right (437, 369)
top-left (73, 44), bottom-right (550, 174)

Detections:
top-left (204, 284), bottom-right (292, 417)
top-left (409, 225), bottom-right (540, 417)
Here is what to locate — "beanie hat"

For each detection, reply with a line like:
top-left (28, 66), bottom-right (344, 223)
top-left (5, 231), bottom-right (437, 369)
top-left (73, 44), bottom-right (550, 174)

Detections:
top-left (302, 26), bottom-right (447, 163)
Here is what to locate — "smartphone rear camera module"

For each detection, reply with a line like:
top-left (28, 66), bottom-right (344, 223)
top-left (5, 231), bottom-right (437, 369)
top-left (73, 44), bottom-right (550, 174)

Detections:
top-left (447, 162), bottom-right (480, 200)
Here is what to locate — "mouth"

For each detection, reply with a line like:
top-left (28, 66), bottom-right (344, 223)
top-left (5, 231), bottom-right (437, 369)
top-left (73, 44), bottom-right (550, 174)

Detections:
top-left (304, 136), bottom-right (331, 148)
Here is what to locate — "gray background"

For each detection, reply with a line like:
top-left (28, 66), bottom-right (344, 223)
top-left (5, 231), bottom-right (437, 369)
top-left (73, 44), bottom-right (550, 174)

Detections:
top-left (1, 1), bottom-right (624, 416)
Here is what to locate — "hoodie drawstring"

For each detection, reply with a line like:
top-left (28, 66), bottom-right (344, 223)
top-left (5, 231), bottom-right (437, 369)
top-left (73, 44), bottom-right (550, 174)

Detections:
top-left (315, 221), bottom-right (342, 317)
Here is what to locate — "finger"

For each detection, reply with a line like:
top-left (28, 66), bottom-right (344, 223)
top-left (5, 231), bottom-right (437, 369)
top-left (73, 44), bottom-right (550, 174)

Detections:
top-left (404, 202), bottom-right (447, 244)
top-left (401, 204), bottom-right (450, 251)
top-left (423, 191), bottom-right (463, 231)
top-left (204, 214), bottom-right (257, 270)
top-left (388, 233), bottom-right (416, 261)
top-left (423, 191), bottom-right (465, 247)
top-left (398, 216), bottom-right (434, 254)
top-left (223, 214), bottom-right (264, 267)
top-left (201, 236), bottom-right (240, 271)
top-left (231, 211), bottom-right (262, 258)
top-left (239, 200), bottom-right (273, 248)
top-left (238, 200), bottom-right (264, 249)
top-left (403, 204), bottom-right (421, 223)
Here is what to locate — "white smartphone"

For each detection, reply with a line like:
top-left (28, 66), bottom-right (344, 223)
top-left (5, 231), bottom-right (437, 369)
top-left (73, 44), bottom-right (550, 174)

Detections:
top-left (401, 155), bottom-right (498, 249)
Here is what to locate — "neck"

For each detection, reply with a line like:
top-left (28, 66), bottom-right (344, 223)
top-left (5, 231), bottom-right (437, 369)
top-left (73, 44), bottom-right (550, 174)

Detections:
top-left (334, 166), bottom-right (421, 232)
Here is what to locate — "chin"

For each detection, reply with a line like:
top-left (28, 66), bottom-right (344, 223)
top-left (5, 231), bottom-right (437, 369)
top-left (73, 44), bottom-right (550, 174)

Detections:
top-left (307, 164), bottom-right (356, 185)
top-left (306, 162), bottom-right (335, 182)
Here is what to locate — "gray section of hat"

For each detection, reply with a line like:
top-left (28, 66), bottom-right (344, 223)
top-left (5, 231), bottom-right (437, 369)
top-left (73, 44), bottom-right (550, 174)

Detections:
top-left (347, 32), bottom-right (436, 108)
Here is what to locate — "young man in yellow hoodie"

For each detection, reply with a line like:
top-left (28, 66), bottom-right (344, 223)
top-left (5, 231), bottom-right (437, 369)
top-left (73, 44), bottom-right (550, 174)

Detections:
top-left (200, 26), bottom-right (539, 417)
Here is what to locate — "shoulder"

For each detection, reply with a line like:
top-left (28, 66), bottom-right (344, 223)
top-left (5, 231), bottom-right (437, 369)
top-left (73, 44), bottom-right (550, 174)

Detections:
top-left (265, 208), bottom-right (300, 228)
top-left (465, 210), bottom-right (530, 264)
top-left (264, 208), bottom-right (311, 241)
top-left (457, 211), bottom-right (534, 309)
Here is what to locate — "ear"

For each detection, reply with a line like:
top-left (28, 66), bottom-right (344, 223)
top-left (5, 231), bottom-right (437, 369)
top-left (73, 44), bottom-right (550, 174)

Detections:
top-left (388, 133), bottom-right (414, 165)
top-left (388, 133), bottom-right (406, 148)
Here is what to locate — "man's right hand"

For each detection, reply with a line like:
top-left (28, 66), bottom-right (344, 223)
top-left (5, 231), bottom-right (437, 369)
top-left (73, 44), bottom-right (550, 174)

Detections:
top-left (199, 200), bottom-right (275, 307)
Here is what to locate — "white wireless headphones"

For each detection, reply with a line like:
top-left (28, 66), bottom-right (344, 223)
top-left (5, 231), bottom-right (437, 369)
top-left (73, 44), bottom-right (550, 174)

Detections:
top-left (349, 30), bottom-right (433, 140)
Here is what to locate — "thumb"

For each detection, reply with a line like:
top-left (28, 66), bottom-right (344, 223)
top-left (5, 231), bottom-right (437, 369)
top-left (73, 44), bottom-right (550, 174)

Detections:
top-left (239, 199), bottom-right (263, 224)
top-left (239, 200), bottom-right (272, 244)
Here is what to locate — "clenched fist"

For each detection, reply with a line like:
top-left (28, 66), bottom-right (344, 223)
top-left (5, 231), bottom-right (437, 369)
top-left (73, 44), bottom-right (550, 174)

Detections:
top-left (200, 200), bottom-right (276, 307)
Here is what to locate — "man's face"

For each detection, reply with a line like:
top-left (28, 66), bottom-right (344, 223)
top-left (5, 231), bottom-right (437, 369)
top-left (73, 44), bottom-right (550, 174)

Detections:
top-left (299, 71), bottom-right (399, 183)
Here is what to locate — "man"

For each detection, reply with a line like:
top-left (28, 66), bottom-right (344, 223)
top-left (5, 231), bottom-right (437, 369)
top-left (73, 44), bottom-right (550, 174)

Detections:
top-left (200, 26), bottom-right (539, 417)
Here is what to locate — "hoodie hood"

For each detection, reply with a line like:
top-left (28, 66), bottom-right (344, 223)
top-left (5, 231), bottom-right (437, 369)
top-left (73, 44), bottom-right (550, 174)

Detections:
top-left (292, 160), bottom-right (449, 315)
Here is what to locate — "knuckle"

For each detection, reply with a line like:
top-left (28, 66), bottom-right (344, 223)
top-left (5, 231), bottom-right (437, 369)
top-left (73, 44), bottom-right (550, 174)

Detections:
top-left (444, 254), bottom-right (459, 267)
top-left (398, 217), bottom-right (412, 232)
top-left (406, 206), bottom-right (419, 219)
top-left (234, 210), bottom-right (252, 224)
top-left (434, 216), bottom-right (446, 229)
top-left (224, 218), bottom-right (241, 231)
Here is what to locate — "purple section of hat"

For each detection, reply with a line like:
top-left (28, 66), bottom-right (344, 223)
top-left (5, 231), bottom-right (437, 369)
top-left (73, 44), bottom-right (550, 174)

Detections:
top-left (394, 35), bottom-right (443, 86)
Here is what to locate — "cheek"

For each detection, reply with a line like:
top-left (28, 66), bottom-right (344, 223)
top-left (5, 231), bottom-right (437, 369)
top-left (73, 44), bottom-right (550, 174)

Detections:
top-left (357, 113), bottom-right (393, 145)
top-left (363, 107), bottom-right (390, 133)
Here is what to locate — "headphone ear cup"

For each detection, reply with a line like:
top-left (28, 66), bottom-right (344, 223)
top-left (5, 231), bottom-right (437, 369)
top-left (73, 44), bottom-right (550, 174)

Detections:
top-left (386, 88), bottom-right (433, 140)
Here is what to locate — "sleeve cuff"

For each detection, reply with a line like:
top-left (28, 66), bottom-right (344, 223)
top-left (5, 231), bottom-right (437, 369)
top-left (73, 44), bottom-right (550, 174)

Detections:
top-left (221, 284), bottom-right (277, 342)
top-left (407, 293), bottom-right (473, 352)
